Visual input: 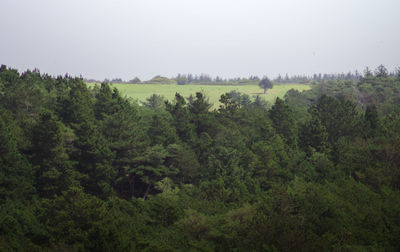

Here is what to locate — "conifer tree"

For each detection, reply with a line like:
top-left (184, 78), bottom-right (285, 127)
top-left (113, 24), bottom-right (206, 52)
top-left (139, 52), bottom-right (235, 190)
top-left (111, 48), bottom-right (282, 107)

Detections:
top-left (269, 97), bottom-right (297, 146)
top-left (0, 110), bottom-right (34, 202)
top-left (31, 111), bottom-right (76, 197)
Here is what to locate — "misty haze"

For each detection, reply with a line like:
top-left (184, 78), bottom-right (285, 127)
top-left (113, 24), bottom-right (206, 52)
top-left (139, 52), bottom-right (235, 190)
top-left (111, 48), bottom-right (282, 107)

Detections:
top-left (1, 0), bottom-right (400, 251)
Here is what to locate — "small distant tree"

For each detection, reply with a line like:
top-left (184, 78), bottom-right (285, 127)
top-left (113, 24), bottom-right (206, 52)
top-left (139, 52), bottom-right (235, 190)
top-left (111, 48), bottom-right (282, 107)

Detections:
top-left (375, 64), bottom-right (388, 78)
top-left (111, 78), bottom-right (123, 83)
top-left (129, 77), bottom-right (141, 84)
top-left (363, 67), bottom-right (373, 77)
top-left (258, 77), bottom-right (273, 94)
top-left (176, 74), bottom-right (188, 85)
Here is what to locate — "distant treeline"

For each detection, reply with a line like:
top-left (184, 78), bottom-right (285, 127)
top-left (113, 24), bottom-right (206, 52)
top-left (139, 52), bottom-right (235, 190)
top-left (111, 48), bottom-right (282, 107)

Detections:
top-left (86, 74), bottom-right (261, 85)
top-left (85, 65), bottom-right (399, 85)
top-left (275, 65), bottom-right (399, 83)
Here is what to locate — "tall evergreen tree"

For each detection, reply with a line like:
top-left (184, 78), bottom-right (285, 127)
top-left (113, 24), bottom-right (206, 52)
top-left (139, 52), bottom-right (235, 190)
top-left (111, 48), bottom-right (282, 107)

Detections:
top-left (0, 110), bottom-right (34, 202)
top-left (147, 114), bottom-right (178, 147)
top-left (311, 95), bottom-right (360, 144)
top-left (31, 111), bottom-right (76, 198)
top-left (364, 104), bottom-right (380, 137)
top-left (189, 92), bottom-right (216, 136)
top-left (299, 116), bottom-right (328, 154)
top-left (269, 97), bottom-right (297, 146)
top-left (166, 93), bottom-right (195, 143)
top-left (72, 121), bottom-right (116, 199)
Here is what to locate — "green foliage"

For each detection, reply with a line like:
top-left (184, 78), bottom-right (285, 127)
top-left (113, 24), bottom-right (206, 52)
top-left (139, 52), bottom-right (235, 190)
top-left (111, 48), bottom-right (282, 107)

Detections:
top-left (299, 116), bottom-right (328, 154)
top-left (0, 110), bottom-right (34, 203)
top-left (166, 144), bottom-right (200, 184)
top-left (311, 95), bottom-right (361, 145)
top-left (166, 93), bottom-right (195, 143)
top-left (364, 104), bottom-right (380, 137)
top-left (258, 77), bottom-right (274, 94)
top-left (143, 94), bottom-right (166, 110)
top-left (147, 114), bottom-right (178, 147)
top-left (73, 121), bottom-right (116, 199)
top-left (0, 65), bottom-right (400, 251)
top-left (31, 111), bottom-right (77, 198)
top-left (269, 97), bottom-right (297, 146)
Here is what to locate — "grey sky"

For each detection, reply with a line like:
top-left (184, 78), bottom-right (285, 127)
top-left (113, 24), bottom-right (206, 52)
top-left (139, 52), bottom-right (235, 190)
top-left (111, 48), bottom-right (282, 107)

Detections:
top-left (1, 0), bottom-right (399, 80)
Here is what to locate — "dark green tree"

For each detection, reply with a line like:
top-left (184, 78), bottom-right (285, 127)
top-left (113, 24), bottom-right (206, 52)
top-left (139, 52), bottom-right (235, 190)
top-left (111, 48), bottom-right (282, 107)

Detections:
top-left (269, 97), bottom-right (297, 146)
top-left (143, 94), bottom-right (166, 110)
top-left (189, 92), bottom-right (212, 115)
top-left (0, 69), bottom-right (47, 122)
top-left (94, 83), bottom-right (120, 120)
top-left (299, 116), bottom-right (328, 154)
top-left (40, 187), bottom-right (108, 250)
top-left (166, 93), bottom-right (195, 143)
top-left (31, 111), bottom-right (76, 198)
top-left (166, 144), bottom-right (200, 184)
top-left (134, 145), bottom-right (177, 199)
top-left (59, 79), bottom-right (95, 125)
top-left (219, 93), bottom-right (239, 117)
top-left (72, 121), bottom-right (116, 199)
top-left (258, 77), bottom-right (273, 94)
top-left (311, 95), bottom-right (360, 145)
top-left (0, 110), bottom-right (34, 202)
top-left (364, 104), bottom-right (380, 137)
top-left (188, 92), bottom-right (217, 137)
top-left (147, 114), bottom-right (178, 147)
top-left (375, 64), bottom-right (388, 78)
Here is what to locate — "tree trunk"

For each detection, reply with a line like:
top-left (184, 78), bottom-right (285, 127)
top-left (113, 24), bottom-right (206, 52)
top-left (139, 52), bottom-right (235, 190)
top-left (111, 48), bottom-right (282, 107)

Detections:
top-left (142, 183), bottom-right (151, 200)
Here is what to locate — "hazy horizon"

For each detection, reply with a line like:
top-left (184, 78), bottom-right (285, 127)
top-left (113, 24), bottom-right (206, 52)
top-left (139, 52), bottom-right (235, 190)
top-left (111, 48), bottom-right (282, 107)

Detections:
top-left (1, 0), bottom-right (399, 81)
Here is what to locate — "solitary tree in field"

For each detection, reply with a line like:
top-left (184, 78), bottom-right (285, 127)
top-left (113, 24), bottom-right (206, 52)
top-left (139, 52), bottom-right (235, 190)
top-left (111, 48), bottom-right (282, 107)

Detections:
top-left (258, 77), bottom-right (273, 94)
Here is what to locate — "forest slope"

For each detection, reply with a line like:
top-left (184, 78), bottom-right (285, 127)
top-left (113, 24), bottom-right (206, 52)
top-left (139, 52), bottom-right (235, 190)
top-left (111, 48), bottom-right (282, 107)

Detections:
top-left (0, 65), bottom-right (399, 251)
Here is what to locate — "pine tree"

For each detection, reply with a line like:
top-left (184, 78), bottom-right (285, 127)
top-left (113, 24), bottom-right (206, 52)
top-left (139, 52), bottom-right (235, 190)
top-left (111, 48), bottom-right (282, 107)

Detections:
top-left (72, 121), bottom-right (116, 199)
top-left (31, 111), bottom-right (76, 197)
top-left (269, 97), bottom-right (297, 146)
top-left (0, 110), bottom-right (34, 202)
top-left (299, 116), bottom-right (328, 154)
top-left (364, 104), bottom-right (380, 137)
top-left (166, 93), bottom-right (195, 143)
top-left (375, 64), bottom-right (388, 78)
top-left (148, 114), bottom-right (178, 147)
top-left (311, 95), bottom-right (360, 144)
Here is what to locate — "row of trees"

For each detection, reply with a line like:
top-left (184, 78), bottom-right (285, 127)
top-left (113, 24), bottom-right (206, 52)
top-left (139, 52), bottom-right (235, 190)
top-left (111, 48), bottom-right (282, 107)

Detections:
top-left (1, 64), bottom-right (400, 250)
top-left (88, 65), bottom-right (399, 86)
top-left (274, 65), bottom-right (400, 83)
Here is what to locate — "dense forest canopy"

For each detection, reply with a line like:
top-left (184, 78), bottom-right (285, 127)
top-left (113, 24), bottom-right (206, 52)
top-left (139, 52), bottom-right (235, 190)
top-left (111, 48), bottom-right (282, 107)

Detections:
top-left (1, 64), bottom-right (400, 251)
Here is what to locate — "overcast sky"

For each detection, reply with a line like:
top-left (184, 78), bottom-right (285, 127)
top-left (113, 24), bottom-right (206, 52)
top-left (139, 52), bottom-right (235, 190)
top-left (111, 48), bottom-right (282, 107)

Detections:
top-left (1, 0), bottom-right (399, 80)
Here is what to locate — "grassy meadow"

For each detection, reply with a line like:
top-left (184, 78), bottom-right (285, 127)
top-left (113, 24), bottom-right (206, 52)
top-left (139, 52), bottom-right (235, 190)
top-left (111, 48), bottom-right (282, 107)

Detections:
top-left (88, 83), bottom-right (310, 108)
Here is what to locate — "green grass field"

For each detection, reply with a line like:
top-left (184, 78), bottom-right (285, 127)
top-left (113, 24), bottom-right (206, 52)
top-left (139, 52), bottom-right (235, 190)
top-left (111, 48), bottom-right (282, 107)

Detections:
top-left (88, 83), bottom-right (310, 108)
